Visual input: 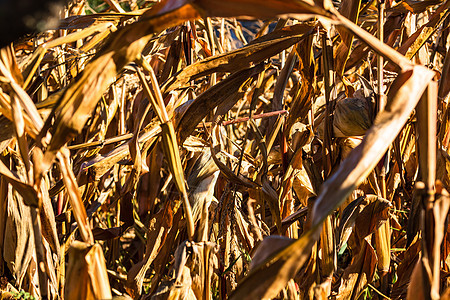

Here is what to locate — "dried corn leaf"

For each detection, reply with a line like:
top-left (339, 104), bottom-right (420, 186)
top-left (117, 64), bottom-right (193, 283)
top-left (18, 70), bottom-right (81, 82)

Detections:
top-left (163, 23), bottom-right (316, 93)
top-left (177, 64), bottom-right (264, 143)
top-left (65, 241), bottom-right (112, 300)
top-left (336, 238), bottom-right (377, 300)
top-left (57, 149), bottom-right (93, 244)
top-left (38, 2), bottom-right (201, 175)
top-left (230, 225), bottom-right (320, 299)
top-left (0, 160), bottom-right (38, 206)
top-left (311, 66), bottom-right (434, 226)
top-left (4, 188), bottom-right (35, 287)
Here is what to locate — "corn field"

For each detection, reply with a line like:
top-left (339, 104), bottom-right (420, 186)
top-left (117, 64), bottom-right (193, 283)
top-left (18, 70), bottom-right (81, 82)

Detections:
top-left (0, 0), bottom-right (450, 299)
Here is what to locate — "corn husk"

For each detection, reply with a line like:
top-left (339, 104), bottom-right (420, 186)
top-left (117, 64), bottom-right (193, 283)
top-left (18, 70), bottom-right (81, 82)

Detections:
top-left (333, 95), bottom-right (374, 137)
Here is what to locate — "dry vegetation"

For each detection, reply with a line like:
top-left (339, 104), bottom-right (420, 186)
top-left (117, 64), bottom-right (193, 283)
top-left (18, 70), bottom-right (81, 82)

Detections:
top-left (0, 0), bottom-right (450, 299)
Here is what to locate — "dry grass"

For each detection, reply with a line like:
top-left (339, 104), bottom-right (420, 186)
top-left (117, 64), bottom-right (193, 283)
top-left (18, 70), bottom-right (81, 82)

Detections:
top-left (0, 0), bottom-right (450, 299)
